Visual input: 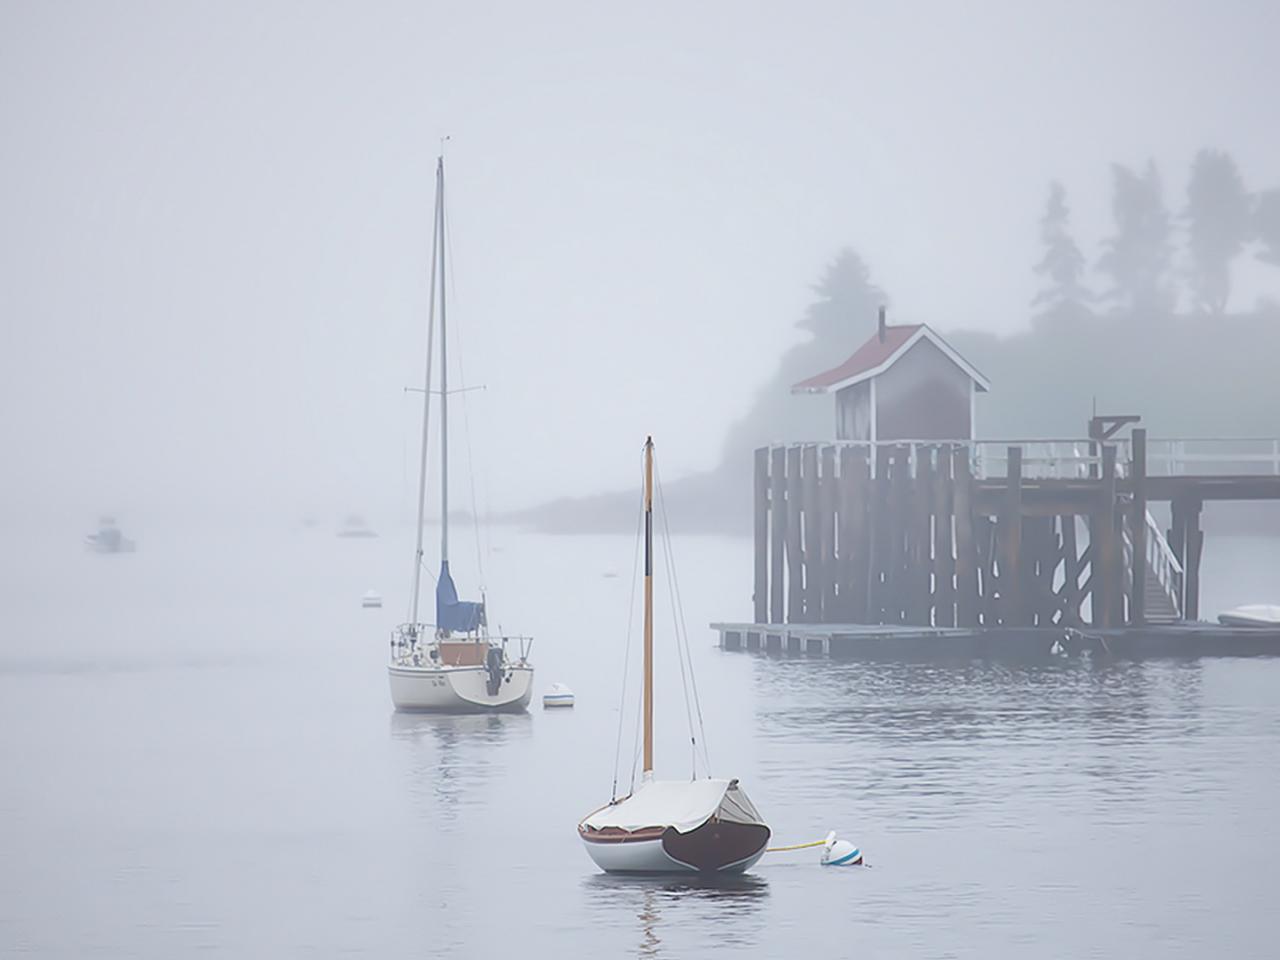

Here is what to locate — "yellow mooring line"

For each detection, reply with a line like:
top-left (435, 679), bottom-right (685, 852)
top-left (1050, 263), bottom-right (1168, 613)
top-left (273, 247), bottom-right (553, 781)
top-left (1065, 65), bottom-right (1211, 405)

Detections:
top-left (765, 838), bottom-right (827, 853)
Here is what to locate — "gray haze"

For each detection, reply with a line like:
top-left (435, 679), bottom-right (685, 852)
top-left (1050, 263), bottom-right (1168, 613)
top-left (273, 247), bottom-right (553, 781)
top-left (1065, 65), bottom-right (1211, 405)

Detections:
top-left (4, 1), bottom-right (1279, 527)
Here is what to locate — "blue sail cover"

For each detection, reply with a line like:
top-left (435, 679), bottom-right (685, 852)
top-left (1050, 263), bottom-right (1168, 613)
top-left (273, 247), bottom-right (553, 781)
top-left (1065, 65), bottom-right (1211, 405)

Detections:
top-left (436, 560), bottom-right (486, 633)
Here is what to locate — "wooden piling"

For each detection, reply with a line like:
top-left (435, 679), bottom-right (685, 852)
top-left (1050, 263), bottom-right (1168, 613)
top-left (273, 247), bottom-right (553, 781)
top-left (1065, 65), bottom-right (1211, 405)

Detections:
top-left (1185, 499), bottom-right (1204, 621)
top-left (785, 445), bottom-right (802, 622)
top-left (753, 447), bottom-right (768, 625)
top-left (1095, 444), bottom-right (1118, 628)
top-left (801, 444), bottom-right (820, 621)
top-left (769, 446), bottom-right (786, 624)
top-left (820, 445), bottom-right (838, 621)
top-left (999, 446), bottom-right (1024, 626)
top-left (933, 444), bottom-right (956, 627)
top-left (1129, 428), bottom-right (1148, 627)
top-left (953, 446), bottom-right (979, 627)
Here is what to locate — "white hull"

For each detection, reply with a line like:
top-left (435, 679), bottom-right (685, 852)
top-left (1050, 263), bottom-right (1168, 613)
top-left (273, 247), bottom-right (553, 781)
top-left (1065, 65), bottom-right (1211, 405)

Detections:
top-left (389, 663), bottom-right (533, 712)
top-left (580, 836), bottom-right (689, 873)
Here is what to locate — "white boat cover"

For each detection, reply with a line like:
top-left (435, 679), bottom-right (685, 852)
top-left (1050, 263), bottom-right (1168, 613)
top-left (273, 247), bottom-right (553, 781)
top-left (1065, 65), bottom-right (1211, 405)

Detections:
top-left (1219, 604), bottom-right (1280, 626)
top-left (584, 779), bottom-right (762, 834)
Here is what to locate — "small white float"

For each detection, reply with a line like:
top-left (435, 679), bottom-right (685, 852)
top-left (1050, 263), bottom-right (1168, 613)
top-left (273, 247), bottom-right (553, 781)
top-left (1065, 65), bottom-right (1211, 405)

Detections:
top-left (361, 589), bottom-right (383, 609)
top-left (542, 682), bottom-right (574, 708)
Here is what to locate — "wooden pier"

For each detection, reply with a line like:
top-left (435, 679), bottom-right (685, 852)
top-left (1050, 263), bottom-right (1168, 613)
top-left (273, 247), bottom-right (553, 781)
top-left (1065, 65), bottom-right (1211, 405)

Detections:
top-left (721, 430), bottom-right (1280, 657)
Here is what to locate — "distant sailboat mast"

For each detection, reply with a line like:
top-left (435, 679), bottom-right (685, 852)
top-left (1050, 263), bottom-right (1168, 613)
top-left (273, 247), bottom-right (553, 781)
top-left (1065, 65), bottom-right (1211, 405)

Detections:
top-left (439, 156), bottom-right (450, 569)
top-left (409, 156), bottom-right (444, 630)
top-left (643, 435), bottom-right (654, 778)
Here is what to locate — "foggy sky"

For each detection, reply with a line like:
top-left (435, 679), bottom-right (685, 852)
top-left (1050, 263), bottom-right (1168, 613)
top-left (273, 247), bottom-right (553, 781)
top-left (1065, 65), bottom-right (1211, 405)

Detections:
top-left (3, 0), bottom-right (1279, 528)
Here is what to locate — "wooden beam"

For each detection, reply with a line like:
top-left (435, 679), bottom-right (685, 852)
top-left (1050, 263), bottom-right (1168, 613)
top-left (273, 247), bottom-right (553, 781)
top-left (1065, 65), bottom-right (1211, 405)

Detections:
top-left (908, 445), bottom-right (934, 625)
top-left (999, 446), bottom-right (1024, 626)
top-left (934, 444), bottom-right (956, 627)
top-left (754, 447), bottom-right (769, 625)
top-left (785, 445), bottom-right (803, 623)
top-left (1185, 499), bottom-right (1204, 621)
top-left (869, 445), bottom-right (892, 623)
top-left (801, 444), bottom-right (820, 622)
top-left (769, 446), bottom-right (786, 624)
top-left (1129, 428), bottom-right (1148, 626)
top-left (820, 445), bottom-right (838, 621)
top-left (953, 445), bottom-right (979, 627)
top-left (1094, 444), bottom-right (1118, 628)
top-left (841, 445), bottom-right (871, 623)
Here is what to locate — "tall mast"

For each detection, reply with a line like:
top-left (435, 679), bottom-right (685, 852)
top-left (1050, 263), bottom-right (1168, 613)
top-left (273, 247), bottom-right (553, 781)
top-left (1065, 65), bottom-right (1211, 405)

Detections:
top-left (439, 156), bottom-right (450, 565)
top-left (409, 157), bottom-right (443, 629)
top-left (642, 436), bottom-right (654, 777)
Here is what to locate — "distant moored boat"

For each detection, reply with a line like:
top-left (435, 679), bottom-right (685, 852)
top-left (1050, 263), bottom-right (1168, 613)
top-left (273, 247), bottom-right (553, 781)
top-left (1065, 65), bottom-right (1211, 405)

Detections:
top-left (337, 515), bottom-right (378, 538)
top-left (85, 517), bottom-right (136, 554)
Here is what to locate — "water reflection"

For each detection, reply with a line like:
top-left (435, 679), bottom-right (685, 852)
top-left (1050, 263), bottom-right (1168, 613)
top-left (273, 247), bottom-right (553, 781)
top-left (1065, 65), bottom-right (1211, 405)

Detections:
top-left (582, 873), bottom-right (770, 956)
top-left (388, 711), bottom-right (532, 820)
top-left (749, 656), bottom-right (1212, 820)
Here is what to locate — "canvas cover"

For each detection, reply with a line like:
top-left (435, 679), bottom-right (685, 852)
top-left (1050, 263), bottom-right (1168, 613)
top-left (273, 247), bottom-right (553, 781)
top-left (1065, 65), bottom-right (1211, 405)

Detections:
top-left (436, 560), bottom-right (485, 633)
top-left (584, 779), bottom-right (742, 835)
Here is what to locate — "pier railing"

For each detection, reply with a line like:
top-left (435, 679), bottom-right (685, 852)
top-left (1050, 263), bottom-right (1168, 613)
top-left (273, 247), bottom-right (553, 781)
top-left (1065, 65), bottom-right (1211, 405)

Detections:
top-left (768, 438), bottom-right (1280, 481)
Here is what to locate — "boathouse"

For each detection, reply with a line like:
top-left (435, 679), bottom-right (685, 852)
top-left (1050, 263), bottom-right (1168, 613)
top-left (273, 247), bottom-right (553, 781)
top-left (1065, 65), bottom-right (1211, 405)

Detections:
top-left (792, 310), bottom-right (990, 442)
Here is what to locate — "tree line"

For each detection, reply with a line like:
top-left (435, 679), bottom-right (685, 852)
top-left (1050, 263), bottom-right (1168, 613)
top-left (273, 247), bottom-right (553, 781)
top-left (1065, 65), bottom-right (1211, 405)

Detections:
top-left (1034, 149), bottom-right (1280, 324)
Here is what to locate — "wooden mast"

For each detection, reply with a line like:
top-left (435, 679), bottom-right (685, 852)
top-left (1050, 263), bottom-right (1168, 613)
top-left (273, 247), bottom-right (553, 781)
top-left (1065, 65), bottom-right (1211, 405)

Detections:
top-left (643, 436), bottom-right (654, 777)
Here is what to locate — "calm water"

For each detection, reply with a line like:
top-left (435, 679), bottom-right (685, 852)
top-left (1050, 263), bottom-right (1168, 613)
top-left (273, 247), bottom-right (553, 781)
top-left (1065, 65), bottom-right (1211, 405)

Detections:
top-left (3, 522), bottom-right (1280, 958)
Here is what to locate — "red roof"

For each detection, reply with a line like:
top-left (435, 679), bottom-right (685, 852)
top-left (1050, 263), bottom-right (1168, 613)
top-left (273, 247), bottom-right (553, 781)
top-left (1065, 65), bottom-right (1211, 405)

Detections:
top-left (793, 324), bottom-right (923, 392)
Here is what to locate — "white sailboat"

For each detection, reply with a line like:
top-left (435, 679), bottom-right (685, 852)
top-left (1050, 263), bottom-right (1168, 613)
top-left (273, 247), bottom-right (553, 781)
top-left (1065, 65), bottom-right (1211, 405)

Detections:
top-left (578, 438), bottom-right (770, 873)
top-left (387, 155), bottom-right (534, 713)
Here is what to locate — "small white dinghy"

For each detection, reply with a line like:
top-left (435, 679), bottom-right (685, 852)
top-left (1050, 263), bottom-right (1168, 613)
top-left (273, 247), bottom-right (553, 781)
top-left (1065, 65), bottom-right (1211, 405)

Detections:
top-left (1218, 604), bottom-right (1280, 628)
top-left (362, 589), bottom-right (383, 609)
top-left (543, 683), bottom-right (574, 708)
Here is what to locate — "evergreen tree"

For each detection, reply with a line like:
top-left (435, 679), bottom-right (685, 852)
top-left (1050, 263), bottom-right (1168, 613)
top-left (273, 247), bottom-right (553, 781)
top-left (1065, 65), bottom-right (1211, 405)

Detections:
top-left (1031, 181), bottom-right (1091, 325)
top-left (718, 248), bottom-right (886, 459)
top-left (1184, 148), bottom-right (1251, 316)
top-left (798, 248), bottom-right (887, 344)
top-left (1255, 189), bottom-right (1280, 268)
top-left (1097, 161), bottom-right (1175, 315)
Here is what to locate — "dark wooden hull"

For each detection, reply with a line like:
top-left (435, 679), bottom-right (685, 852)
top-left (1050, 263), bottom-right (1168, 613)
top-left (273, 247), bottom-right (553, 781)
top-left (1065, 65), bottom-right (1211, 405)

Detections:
top-left (660, 820), bottom-right (771, 873)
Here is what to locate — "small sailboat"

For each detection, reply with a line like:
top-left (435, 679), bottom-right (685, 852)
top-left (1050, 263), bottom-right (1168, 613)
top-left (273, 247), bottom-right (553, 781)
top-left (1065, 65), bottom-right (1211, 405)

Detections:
top-left (387, 154), bottom-right (534, 713)
top-left (578, 438), bottom-right (770, 874)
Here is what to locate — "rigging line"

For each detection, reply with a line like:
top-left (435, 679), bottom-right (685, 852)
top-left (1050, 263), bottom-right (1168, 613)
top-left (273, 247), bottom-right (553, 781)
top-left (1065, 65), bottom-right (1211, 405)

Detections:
top-left (439, 174), bottom-right (489, 595)
top-left (653, 452), bottom-right (700, 780)
top-left (659, 501), bottom-right (698, 778)
top-left (655, 458), bottom-right (712, 775)
top-left (611, 464), bottom-right (647, 802)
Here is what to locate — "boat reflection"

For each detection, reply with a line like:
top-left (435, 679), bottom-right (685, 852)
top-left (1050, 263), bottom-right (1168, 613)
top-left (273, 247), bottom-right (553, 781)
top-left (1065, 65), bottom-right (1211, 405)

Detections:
top-left (582, 872), bottom-right (769, 956)
top-left (388, 711), bottom-right (531, 819)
